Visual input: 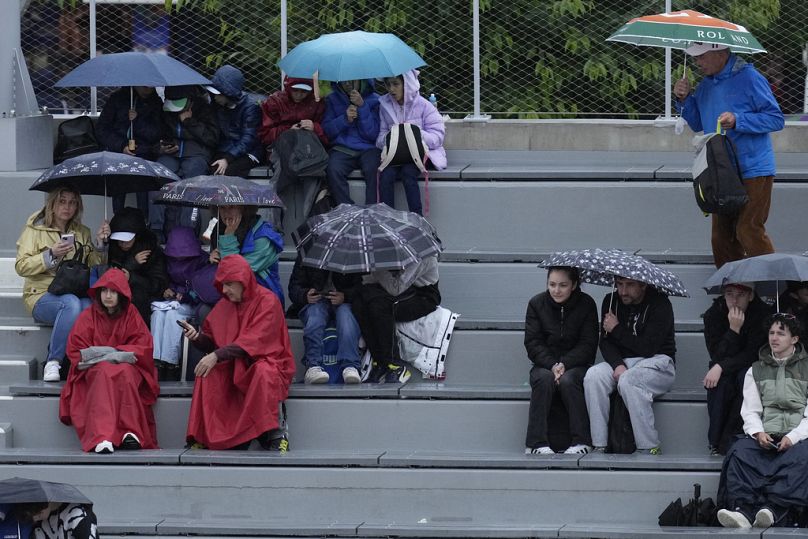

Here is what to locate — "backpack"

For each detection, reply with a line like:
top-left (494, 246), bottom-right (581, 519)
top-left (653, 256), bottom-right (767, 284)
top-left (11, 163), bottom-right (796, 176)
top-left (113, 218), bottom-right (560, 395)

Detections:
top-left (606, 390), bottom-right (636, 454)
top-left (691, 120), bottom-right (748, 215)
top-left (54, 115), bottom-right (101, 164)
top-left (270, 129), bottom-right (328, 193)
top-left (379, 123), bottom-right (427, 174)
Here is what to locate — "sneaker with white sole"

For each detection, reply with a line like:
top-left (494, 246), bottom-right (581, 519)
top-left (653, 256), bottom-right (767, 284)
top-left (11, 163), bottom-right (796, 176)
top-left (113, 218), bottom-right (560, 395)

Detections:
top-left (525, 446), bottom-right (555, 455)
top-left (120, 432), bottom-right (141, 450)
top-left (43, 360), bottom-right (61, 382)
top-left (718, 508), bottom-right (752, 528)
top-left (342, 367), bottom-right (361, 384)
top-left (94, 440), bottom-right (114, 454)
top-left (304, 366), bottom-right (329, 384)
top-left (563, 444), bottom-right (592, 455)
top-left (753, 508), bottom-right (775, 528)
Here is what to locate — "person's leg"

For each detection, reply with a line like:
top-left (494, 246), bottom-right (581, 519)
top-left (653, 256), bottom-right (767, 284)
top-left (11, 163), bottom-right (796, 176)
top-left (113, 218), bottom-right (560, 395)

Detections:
top-left (764, 438), bottom-right (808, 511)
top-left (711, 213), bottom-right (743, 269)
top-left (722, 436), bottom-right (772, 511)
top-left (399, 163), bottom-right (423, 215)
top-left (299, 301), bottom-right (330, 369)
top-left (334, 303), bottom-right (361, 370)
top-left (707, 373), bottom-right (734, 450)
top-left (224, 155), bottom-right (257, 178)
top-left (326, 151), bottom-right (358, 205)
top-left (617, 355), bottom-right (676, 450)
top-left (558, 366), bottom-right (591, 446)
top-left (736, 176), bottom-right (775, 259)
top-left (359, 148), bottom-right (382, 205)
top-left (32, 293), bottom-right (87, 366)
top-left (376, 166), bottom-right (398, 207)
top-left (112, 193), bottom-right (126, 215)
top-left (526, 366), bottom-right (555, 449)
top-left (135, 191), bottom-right (150, 217)
top-left (583, 362), bottom-right (617, 448)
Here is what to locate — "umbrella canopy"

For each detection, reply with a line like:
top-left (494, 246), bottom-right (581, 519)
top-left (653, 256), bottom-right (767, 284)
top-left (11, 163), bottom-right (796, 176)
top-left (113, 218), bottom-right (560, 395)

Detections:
top-left (293, 203), bottom-right (442, 273)
top-left (539, 248), bottom-right (689, 297)
top-left (30, 151), bottom-right (179, 196)
top-left (278, 31), bottom-right (426, 81)
top-left (607, 10), bottom-right (766, 54)
top-left (55, 52), bottom-right (211, 88)
top-left (0, 477), bottom-right (92, 505)
top-left (154, 175), bottom-right (285, 209)
top-left (703, 253), bottom-right (808, 295)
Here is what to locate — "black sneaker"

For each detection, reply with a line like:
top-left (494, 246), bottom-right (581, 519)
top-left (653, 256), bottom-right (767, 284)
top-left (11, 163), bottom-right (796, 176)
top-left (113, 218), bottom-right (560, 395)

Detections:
top-left (120, 432), bottom-right (141, 450)
top-left (378, 363), bottom-right (411, 384)
top-left (259, 429), bottom-right (289, 453)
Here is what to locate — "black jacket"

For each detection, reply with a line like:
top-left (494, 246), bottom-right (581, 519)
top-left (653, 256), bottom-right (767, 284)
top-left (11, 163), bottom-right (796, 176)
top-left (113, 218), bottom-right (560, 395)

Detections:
top-left (779, 292), bottom-right (808, 339)
top-left (287, 254), bottom-right (363, 317)
top-left (524, 288), bottom-right (599, 370)
top-left (703, 295), bottom-right (772, 376)
top-left (161, 99), bottom-right (220, 160)
top-left (96, 87), bottom-right (163, 158)
top-left (108, 230), bottom-right (168, 324)
top-left (600, 288), bottom-right (676, 368)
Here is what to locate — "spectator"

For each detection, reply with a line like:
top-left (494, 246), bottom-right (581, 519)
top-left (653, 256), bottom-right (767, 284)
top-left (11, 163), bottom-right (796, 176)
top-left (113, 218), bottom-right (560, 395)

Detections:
top-left (182, 254), bottom-right (295, 450)
top-left (524, 266), bottom-right (598, 455)
top-left (95, 85), bottom-right (163, 215)
top-left (15, 185), bottom-right (108, 382)
top-left (583, 277), bottom-right (676, 454)
top-left (352, 254), bottom-right (440, 383)
top-left (209, 205), bottom-right (284, 306)
top-left (59, 269), bottom-right (159, 454)
top-left (703, 283), bottom-right (771, 455)
top-left (674, 43), bottom-right (785, 269)
top-left (717, 313), bottom-right (808, 528)
top-left (287, 252), bottom-right (363, 385)
top-left (153, 84), bottom-right (220, 241)
top-left (206, 65), bottom-right (263, 178)
top-left (779, 281), bottom-right (808, 330)
top-left (107, 207), bottom-right (168, 325)
top-left (258, 77), bottom-right (327, 148)
top-left (151, 226), bottom-right (210, 379)
top-left (16, 502), bottom-right (97, 539)
top-left (375, 70), bottom-right (446, 215)
top-left (322, 79), bottom-right (381, 205)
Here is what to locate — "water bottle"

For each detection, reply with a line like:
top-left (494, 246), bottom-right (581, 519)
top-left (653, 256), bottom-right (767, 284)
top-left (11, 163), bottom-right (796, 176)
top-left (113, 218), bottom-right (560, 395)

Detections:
top-left (428, 93), bottom-right (438, 110)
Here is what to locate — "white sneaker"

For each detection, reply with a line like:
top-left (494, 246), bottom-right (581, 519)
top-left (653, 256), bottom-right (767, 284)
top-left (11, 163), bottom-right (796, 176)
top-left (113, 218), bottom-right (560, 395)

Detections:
top-left (43, 360), bottom-right (61, 382)
top-left (525, 446), bottom-right (555, 455)
top-left (753, 508), bottom-right (775, 528)
top-left (717, 509), bottom-right (752, 528)
top-left (563, 444), bottom-right (592, 455)
top-left (304, 366), bottom-right (329, 384)
top-left (342, 367), bottom-right (361, 384)
top-left (94, 440), bottom-right (114, 454)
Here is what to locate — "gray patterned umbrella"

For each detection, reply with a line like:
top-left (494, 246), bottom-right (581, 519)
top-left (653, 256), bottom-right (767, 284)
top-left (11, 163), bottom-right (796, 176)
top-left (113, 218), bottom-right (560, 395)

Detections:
top-left (539, 248), bottom-right (689, 297)
top-left (293, 203), bottom-right (442, 273)
top-left (154, 175), bottom-right (285, 208)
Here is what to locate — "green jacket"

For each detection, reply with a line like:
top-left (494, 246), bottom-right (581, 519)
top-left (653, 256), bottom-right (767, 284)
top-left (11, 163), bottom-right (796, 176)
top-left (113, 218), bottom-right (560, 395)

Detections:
top-left (753, 344), bottom-right (808, 435)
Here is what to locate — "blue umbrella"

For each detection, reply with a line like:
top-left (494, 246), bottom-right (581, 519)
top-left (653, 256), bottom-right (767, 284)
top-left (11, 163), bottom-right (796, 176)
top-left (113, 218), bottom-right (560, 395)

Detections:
top-left (55, 52), bottom-right (210, 88)
top-left (278, 31), bottom-right (426, 81)
top-left (154, 175), bottom-right (285, 209)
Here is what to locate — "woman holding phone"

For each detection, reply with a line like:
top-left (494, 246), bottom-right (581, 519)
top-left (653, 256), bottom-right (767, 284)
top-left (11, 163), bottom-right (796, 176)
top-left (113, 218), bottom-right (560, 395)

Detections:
top-left (15, 185), bottom-right (109, 382)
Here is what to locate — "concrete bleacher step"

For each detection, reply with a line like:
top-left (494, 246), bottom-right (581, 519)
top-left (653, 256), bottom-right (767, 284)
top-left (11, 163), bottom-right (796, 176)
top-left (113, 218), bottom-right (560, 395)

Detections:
top-left (0, 355), bottom-right (36, 387)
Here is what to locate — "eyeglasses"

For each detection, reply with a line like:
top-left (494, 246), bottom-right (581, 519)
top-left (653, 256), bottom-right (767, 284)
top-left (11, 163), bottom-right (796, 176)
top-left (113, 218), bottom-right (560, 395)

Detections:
top-left (773, 312), bottom-right (797, 320)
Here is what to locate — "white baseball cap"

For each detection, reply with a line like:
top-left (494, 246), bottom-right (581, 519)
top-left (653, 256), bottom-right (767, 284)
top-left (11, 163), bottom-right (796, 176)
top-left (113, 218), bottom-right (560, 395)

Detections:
top-left (291, 82), bottom-right (313, 91)
top-left (685, 42), bottom-right (729, 57)
top-left (110, 231), bottom-right (136, 242)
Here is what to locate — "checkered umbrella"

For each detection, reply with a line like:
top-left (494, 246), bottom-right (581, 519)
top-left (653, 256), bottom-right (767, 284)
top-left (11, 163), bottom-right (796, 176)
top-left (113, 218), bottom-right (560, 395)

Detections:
top-left (293, 203), bottom-right (442, 273)
top-left (539, 248), bottom-right (689, 297)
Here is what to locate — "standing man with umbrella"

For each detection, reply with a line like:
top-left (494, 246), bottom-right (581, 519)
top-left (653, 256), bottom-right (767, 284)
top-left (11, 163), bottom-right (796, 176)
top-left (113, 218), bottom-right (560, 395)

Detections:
top-left (674, 42), bottom-right (784, 268)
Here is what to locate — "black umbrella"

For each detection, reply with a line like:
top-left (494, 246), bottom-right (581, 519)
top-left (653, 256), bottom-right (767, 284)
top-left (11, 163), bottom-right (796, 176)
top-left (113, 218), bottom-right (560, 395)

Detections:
top-left (0, 477), bottom-right (92, 505)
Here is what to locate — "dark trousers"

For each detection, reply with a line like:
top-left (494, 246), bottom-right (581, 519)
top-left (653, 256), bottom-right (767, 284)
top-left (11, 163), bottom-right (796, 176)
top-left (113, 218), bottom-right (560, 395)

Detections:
top-left (526, 365), bottom-right (591, 448)
top-left (706, 369), bottom-right (746, 452)
top-left (376, 163), bottom-right (422, 214)
top-left (712, 176), bottom-right (775, 268)
top-left (213, 152), bottom-right (258, 178)
top-left (351, 283), bottom-right (440, 362)
top-left (326, 148), bottom-right (381, 205)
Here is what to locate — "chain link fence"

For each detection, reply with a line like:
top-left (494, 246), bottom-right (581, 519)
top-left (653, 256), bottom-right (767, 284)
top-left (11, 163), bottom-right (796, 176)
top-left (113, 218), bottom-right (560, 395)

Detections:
top-left (20, 0), bottom-right (808, 119)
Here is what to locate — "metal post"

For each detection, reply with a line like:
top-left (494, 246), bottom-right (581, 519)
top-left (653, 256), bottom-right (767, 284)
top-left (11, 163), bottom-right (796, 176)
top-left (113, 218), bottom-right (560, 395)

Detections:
top-left (89, 0), bottom-right (97, 115)
top-left (464, 0), bottom-right (490, 122)
top-left (663, 0), bottom-right (672, 120)
top-left (280, 0), bottom-right (287, 87)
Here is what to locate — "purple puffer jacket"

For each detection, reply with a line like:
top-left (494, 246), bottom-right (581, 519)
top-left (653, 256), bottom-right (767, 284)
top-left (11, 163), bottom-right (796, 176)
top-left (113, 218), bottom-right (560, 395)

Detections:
top-left (376, 70), bottom-right (446, 170)
top-left (164, 227), bottom-right (211, 301)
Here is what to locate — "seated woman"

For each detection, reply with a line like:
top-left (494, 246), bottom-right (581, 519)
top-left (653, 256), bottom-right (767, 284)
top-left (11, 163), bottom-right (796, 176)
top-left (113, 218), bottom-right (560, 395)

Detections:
top-left (15, 185), bottom-right (108, 382)
top-left (524, 266), bottom-right (598, 455)
top-left (209, 205), bottom-right (284, 306)
top-left (182, 255), bottom-right (295, 450)
top-left (59, 268), bottom-right (160, 454)
top-left (717, 313), bottom-right (808, 528)
top-left (108, 207), bottom-right (168, 325)
top-left (15, 502), bottom-right (97, 539)
top-left (351, 254), bottom-right (440, 383)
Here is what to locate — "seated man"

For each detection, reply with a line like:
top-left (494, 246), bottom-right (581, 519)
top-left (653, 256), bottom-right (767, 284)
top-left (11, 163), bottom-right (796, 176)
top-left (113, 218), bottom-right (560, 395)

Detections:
top-left (322, 79), bottom-right (381, 205)
top-left (584, 277), bottom-right (676, 454)
top-left (287, 252), bottom-right (363, 384)
top-left (182, 254), bottom-right (295, 450)
top-left (780, 281), bottom-right (808, 330)
top-left (703, 283), bottom-right (771, 455)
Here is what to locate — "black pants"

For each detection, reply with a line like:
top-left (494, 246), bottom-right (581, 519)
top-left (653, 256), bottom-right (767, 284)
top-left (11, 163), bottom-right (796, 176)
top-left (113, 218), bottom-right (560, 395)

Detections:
top-left (351, 283), bottom-right (440, 362)
top-left (526, 365), bottom-right (591, 448)
top-left (706, 368), bottom-right (746, 452)
top-left (213, 152), bottom-right (258, 178)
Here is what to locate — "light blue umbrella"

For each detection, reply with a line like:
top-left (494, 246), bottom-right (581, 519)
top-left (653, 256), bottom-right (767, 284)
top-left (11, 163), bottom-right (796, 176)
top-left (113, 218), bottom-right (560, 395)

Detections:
top-left (55, 52), bottom-right (210, 88)
top-left (278, 31), bottom-right (426, 81)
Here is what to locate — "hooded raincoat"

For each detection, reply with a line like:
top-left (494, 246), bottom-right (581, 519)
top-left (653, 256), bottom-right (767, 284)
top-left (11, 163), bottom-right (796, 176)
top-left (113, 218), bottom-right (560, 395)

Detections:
top-left (185, 255), bottom-right (295, 449)
top-left (209, 65), bottom-right (263, 162)
top-left (259, 77), bottom-right (327, 147)
top-left (59, 269), bottom-right (160, 451)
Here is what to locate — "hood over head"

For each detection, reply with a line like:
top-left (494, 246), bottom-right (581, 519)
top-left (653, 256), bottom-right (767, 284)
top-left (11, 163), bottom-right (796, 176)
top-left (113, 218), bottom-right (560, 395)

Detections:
top-left (164, 226), bottom-right (205, 258)
top-left (206, 65), bottom-right (245, 98)
top-left (89, 267), bottom-right (133, 304)
top-left (214, 254), bottom-right (258, 300)
top-left (400, 69), bottom-right (421, 105)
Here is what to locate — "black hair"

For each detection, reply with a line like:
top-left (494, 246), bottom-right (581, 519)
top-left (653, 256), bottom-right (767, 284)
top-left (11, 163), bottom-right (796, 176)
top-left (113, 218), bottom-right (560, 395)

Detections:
top-left (210, 206), bottom-right (259, 250)
top-left (12, 502), bottom-right (49, 523)
top-left (766, 312), bottom-right (803, 340)
top-left (546, 266), bottom-right (580, 286)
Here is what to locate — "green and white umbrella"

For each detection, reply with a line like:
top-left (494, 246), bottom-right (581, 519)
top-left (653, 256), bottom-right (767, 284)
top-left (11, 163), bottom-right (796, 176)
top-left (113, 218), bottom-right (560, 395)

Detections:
top-left (607, 9), bottom-right (766, 54)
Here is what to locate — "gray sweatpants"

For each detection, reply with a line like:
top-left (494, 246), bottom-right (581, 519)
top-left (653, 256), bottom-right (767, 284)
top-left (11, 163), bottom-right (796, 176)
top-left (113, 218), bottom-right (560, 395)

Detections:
top-left (584, 354), bottom-right (675, 450)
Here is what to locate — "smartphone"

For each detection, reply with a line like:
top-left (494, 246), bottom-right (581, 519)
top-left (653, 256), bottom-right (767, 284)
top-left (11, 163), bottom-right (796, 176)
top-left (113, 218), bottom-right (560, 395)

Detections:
top-left (61, 233), bottom-right (75, 245)
top-left (316, 289), bottom-right (333, 296)
top-left (767, 441), bottom-right (779, 451)
top-left (176, 319), bottom-right (193, 330)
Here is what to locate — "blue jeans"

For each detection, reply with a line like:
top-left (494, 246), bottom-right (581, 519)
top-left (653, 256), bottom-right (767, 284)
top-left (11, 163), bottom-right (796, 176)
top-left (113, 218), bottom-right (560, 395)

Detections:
top-left (299, 301), bottom-right (361, 369)
top-left (32, 293), bottom-right (92, 364)
top-left (326, 148), bottom-right (381, 205)
top-left (377, 163), bottom-right (422, 214)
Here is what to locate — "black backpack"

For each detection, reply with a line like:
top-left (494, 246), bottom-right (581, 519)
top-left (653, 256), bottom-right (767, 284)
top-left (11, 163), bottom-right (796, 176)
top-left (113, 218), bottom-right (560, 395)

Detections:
top-left (606, 390), bottom-right (636, 454)
top-left (692, 123), bottom-right (748, 215)
top-left (270, 129), bottom-right (328, 193)
top-left (54, 116), bottom-right (101, 164)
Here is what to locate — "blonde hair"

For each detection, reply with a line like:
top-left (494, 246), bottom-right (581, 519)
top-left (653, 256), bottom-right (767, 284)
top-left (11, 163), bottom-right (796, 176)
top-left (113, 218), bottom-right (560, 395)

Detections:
top-left (43, 185), bottom-right (83, 230)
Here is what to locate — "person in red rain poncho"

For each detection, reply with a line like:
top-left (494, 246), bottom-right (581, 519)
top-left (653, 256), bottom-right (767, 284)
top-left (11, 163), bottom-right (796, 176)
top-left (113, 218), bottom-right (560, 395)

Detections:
top-left (182, 254), bottom-right (295, 450)
top-left (59, 268), bottom-right (160, 454)
top-left (258, 76), bottom-right (327, 147)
